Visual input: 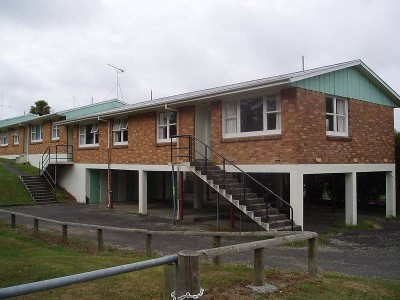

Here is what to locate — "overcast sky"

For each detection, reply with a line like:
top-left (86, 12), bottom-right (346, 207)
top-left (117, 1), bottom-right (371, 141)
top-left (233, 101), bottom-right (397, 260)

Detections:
top-left (1, 0), bottom-right (399, 127)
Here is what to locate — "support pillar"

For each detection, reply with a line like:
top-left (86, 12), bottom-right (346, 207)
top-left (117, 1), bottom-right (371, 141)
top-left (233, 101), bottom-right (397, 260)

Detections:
top-left (386, 171), bottom-right (396, 217)
top-left (290, 171), bottom-right (304, 230)
top-left (193, 177), bottom-right (203, 209)
top-left (139, 170), bottom-right (147, 215)
top-left (345, 172), bottom-right (357, 225)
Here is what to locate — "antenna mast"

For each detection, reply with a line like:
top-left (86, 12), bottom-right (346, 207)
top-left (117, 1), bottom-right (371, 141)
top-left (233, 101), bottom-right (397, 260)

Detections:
top-left (0, 91), bottom-right (11, 120)
top-left (107, 64), bottom-right (124, 100)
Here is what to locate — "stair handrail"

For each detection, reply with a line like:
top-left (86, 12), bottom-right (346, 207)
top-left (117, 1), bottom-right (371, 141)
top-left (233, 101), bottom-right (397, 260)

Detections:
top-left (171, 134), bottom-right (294, 231)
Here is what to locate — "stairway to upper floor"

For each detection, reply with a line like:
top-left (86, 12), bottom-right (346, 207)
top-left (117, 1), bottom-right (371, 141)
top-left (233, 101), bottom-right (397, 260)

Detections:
top-left (171, 135), bottom-right (300, 231)
top-left (20, 175), bottom-right (56, 204)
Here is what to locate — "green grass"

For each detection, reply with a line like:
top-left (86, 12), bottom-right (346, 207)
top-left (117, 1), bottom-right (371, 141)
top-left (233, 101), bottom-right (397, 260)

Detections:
top-left (0, 157), bottom-right (39, 175)
top-left (385, 215), bottom-right (400, 221)
top-left (0, 165), bottom-right (33, 206)
top-left (0, 223), bottom-right (399, 300)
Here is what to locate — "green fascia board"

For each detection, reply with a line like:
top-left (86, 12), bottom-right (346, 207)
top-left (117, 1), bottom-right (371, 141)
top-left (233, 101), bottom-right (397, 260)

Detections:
top-left (291, 67), bottom-right (398, 107)
top-left (62, 100), bottom-right (126, 120)
top-left (0, 114), bottom-right (38, 129)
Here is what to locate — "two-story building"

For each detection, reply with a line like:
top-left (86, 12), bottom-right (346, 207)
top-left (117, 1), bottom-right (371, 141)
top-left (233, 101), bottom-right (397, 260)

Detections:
top-left (1, 60), bottom-right (398, 231)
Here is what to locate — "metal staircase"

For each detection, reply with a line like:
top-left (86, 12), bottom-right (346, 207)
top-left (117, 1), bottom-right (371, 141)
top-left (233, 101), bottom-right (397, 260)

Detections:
top-left (37, 144), bottom-right (73, 202)
top-left (171, 135), bottom-right (299, 231)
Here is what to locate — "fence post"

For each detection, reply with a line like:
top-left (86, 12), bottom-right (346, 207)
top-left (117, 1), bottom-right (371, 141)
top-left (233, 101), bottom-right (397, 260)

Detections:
top-left (146, 234), bottom-right (152, 258)
top-left (308, 237), bottom-right (318, 276)
top-left (253, 248), bottom-right (265, 286)
top-left (97, 229), bottom-right (104, 253)
top-left (212, 236), bottom-right (221, 266)
top-left (34, 218), bottom-right (39, 235)
top-left (62, 224), bottom-right (68, 244)
top-left (10, 214), bottom-right (16, 230)
top-left (162, 262), bottom-right (177, 300)
top-left (177, 251), bottom-right (201, 299)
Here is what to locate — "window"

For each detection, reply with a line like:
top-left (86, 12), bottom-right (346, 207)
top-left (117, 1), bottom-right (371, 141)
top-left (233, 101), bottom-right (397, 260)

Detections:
top-left (157, 111), bottom-right (177, 142)
top-left (113, 119), bottom-right (128, 145)
top-left (31, 124), bottom-right (43, 142)
top-left (52, 122), bottom-right (59, 140)
top-left (0, 131), bottom-right (7, 146)
top-left (79, 123), bottom-right (99, 147)
top-left (13, 128), bottom-right (19, 145)
top-left (326, 97), bottom-right (348, 136)
top-left (223, 96), bottom-right (281, 137)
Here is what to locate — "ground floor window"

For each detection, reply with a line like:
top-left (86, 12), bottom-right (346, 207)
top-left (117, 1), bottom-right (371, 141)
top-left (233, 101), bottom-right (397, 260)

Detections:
top-left (79, 123), bottom-right (99, 146)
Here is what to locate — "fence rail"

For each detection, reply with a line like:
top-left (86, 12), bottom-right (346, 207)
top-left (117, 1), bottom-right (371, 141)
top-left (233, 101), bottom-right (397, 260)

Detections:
top-left (0, 209), bottom-right (318, 299)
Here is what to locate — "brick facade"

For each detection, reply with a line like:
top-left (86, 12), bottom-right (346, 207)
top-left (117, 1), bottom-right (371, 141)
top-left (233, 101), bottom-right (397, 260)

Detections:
top-left (74, 105), bottom-right (196, 165)
top-left (210, 88), bottom-right (394, 165)
top-left (28, 120), bottom-right (68, 155)
top-left (0, 126), bottom-right (25, 156)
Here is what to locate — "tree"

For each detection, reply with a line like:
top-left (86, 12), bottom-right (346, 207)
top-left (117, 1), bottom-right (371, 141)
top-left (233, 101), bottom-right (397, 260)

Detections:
top-left (30, 100), bottom-right (51, 116)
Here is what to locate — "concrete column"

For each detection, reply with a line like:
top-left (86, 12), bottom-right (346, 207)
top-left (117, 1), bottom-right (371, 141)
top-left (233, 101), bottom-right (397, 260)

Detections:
top-left (193, 177), bottom-right (203, 209)
top-left (290, 171), bottom-right (303, 229)
top-left (139, 170), bottom-right (147, 215)
top-left (345, 172), bottom-right (357, 225)
top-left (386, 171), bottom-right (396, 217)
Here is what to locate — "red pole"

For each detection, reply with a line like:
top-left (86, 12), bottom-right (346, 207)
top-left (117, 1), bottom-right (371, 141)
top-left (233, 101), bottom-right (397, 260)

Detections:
top-left (230, 203), bottom-right (235, 229)
top-left (179, 171), bottom-right (184, 220)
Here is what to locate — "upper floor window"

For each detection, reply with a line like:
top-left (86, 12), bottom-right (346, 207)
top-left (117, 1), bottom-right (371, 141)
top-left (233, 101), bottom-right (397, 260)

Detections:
top-left (326, 97), bottom-right (348, 136)
top-left (113, 119), bottom-right (128, 145)
top-left (79, 123), bottom-right (99, 147)
top-left (31, 124), bottom-right (43, 142)
top-left (0, 131), bottom-right (8, 146)
top-left (157, 111), bottom-right (177, 142)
top-left (52, 122), bottom-right (59, 140)
top-left (13, 128), bottom-right (19, 145)
top-left (223, 96), bottom-right (281, 137)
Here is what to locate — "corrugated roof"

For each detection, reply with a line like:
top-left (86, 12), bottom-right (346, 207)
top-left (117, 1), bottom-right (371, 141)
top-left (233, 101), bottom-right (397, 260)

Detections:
top-left (58, 59), bottom-right (400, 125)
top-left (0, 114), bottom-right (38, 129)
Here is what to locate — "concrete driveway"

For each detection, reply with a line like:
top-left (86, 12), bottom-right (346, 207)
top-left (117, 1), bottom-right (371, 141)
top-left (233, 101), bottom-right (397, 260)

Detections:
top-left (0, 203), bottom-right (399, 280)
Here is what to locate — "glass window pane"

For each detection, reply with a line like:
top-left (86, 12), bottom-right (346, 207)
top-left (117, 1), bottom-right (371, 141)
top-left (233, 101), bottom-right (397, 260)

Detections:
top-left (159, 113), bottom-right (168, 125)
top-left (169, 112), bottom-right (177, 124)
top-left (225, 118), bottom-right (237, 134)
top-left (170, 124), bottom-right (177, 137)
top-left (337, 116), bottom-right (346, 132)
top-left (158, 126), bottom-right (167, 139)
top-left (326, 98), bottom-right (334, 113)
top-left (114, 131), bottom-right (120, 143)
top-left (326, 115), bottom-right (334, 131)
top-left (95, 133), bottom-right (99, 144)
top-left (267, 113), bottom-right (277, 130)
top-left (122, 130), bottom-right (128, 142)
top-left (225, 101), bottom-right (237, 118)
top-left (266, 97), bottom-right (277, 111)
top-left (240, 98), bottom-right (263, 132)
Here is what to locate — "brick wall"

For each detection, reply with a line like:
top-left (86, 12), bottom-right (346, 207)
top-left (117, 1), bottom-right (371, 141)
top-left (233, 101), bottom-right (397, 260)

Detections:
top-left (29, 120), bottom-right (68, 155)
top-left (74, 105), bottom-right (196, 165)
top-left (210, 88), bottom-right (394, 165)
top-left (0, 126), bottom-right (25, 156)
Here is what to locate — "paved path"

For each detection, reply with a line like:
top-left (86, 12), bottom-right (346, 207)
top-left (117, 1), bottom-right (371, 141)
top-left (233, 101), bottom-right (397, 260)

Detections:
top-left (0, 203), bottom-right (399, 280)
top-left (0, 162), bottom-right (29, 176)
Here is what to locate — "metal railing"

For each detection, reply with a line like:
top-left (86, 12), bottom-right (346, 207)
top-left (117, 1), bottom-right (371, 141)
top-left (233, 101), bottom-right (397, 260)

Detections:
top-left (171, 134), bottom-right (294, 231)
top-left (0, 209), bottom-right (318, 299)
top-left (38, 145), bottom-right (73, 201)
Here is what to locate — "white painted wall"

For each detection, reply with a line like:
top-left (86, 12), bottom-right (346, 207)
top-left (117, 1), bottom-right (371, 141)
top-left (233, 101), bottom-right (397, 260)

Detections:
top-left (58, 164), bottom-right (87, 203)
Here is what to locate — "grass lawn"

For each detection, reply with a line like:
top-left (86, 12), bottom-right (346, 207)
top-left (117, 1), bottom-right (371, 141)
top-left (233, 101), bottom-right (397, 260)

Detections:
top-left (0, 165), bottom-right (33, 206)
top-left (0, 157), bottom-right (39, 175)
top-left (0, 223), bottom-right (399, 300)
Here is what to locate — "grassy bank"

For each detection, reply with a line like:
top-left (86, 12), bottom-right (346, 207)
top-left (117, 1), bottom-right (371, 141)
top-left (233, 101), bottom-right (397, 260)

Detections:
top-left (0, 165), bottom-right (33, 206)
top-left (0, 223), bottom-right (398, 300)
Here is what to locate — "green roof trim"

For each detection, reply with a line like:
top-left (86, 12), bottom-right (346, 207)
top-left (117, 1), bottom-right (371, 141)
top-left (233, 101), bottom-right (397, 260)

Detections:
top-left (0, 114), bottom-right (38, 129)
top-left (62, 99), bottom-right (126, 120)
top-left (291, 67), bottom-right (398, 107)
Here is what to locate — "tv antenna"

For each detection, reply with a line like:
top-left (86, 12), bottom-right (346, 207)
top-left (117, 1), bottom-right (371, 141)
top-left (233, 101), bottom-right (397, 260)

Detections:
top-left (107, 64), bottom-right (124, 101)
top-left (0, 91), bottom-right (11, 120)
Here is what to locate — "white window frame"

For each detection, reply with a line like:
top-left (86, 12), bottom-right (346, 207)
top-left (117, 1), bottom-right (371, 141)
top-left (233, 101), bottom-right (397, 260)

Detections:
top-left (52, 122), bottom-right (60, 140)
top-left (222, 95), bottom-right (281, 138)
top-left (157, 111), bottom-right (177, 143)
top-left (0, 131), bottom-right (8, 146)
top-left (13, 128), bottom-right (19, 145)
top-left (31, 124), bottom-right (43, 142)
top-left (79, 123), bottom-right (99, 147)
top-left (326, 96), bottom-right (348, 137)
top-left (113, 119), bottom-right (128, 145)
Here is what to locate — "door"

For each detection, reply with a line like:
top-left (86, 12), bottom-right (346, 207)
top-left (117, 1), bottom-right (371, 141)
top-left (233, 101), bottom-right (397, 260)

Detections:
top-left (195, 104), bottom-right (211, 159)
top-left (23, 126), bottom-right (29, 154)
top-left (90, 170), bottom-right (100, 203)
top-left (67, 126), bottom-right (73, 161)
